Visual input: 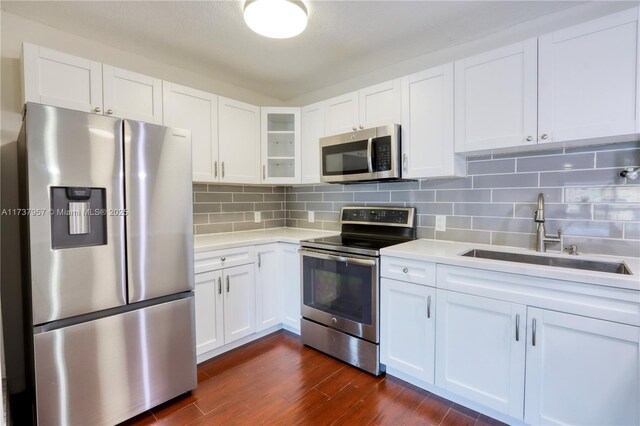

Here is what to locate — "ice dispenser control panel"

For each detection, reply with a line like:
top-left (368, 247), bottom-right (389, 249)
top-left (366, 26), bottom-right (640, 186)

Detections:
top-left (51, 187), bottom-right (107, 249)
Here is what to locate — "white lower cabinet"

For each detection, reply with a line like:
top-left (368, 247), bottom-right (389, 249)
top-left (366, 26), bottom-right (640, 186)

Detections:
top-left (435, 290), bottom-right (526, 419)
top-left (380, 278), bottom-right (435, 383)
top-left (524, 307), bottom-right (640, 426)
top-left (281, 243), bottom-right (302, 333)
top-left (255, 244), bottom-right (282, 332)
top-left (194, 262), bottom-right (255, 356)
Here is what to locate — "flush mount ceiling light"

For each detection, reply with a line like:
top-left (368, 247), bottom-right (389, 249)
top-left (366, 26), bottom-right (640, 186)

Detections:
top-left (244, 0), bottom-right (308, 39)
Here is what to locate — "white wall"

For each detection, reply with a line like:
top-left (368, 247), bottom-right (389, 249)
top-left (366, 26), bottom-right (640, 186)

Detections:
top-left (286, 1), bottom-right (637, 106)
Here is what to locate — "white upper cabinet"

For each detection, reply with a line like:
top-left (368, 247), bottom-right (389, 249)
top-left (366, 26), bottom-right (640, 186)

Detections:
top-left (23, 43), bottom-right (162, 123)
top-left (261, 107), bottom-right (301, 184)
top-left (401, 64), bottom-right (465, 179)
top-left (23, 43), bottom-right (103, 113)
top-left (324, 80), bottom-right (402, 136)
top-left (218, 96), bottom-right (261, 184)
top-left (163, 82), bottom-right (218, 182)
top-left (538, 7), bottom-right (640, 143)
top-left (455, 39), bottom-right (538, 153)
top-left (102, 65), bottom-right (162, 123)
top-left (358, 79), bottom-right (402, 128)
top-left (324, 91), bottom-right (359, 136)
top-left (525, 307), bottom-right (640, 425)
top-left (301, 101), bottom-right (325, 184)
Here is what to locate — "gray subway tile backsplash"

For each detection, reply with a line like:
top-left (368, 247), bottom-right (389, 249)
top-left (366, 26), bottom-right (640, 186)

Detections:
top-left (193, 142), bottom-right (640, 257)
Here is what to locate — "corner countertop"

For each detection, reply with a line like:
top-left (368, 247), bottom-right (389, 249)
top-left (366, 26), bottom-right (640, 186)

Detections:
top-left (194, 227), bottom-right (338, 253)
top-left (381, 239), bottom-right (640, 291)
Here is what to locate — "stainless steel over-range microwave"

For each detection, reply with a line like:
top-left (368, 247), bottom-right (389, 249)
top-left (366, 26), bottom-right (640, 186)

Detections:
top-left (320, 124), bottom-right (401, 183)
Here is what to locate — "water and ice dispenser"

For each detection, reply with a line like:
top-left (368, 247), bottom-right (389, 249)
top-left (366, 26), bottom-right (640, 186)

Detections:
top-left (50, 187), bottom-right (107, 249)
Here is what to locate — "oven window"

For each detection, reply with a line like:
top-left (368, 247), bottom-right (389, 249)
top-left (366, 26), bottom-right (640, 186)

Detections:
top-left (322, 140), bottom-right (370, 176)
top-left (302, 255), bottom-right (373, 325)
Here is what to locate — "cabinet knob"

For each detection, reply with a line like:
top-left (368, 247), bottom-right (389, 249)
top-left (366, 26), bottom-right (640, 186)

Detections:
top-left (93, 106), bottom-right (102, 113)
top-left (402, 267), bottom-right (409, 273)
top-left (540, 134), bottom-right (549, 140)
top-left (352, 127), bottom-right (357, 131)
top-left (221, 257), bottom-right (226, 262)
top-left (106, 109), bottom-right (114, 115)
top-left (526, 136), bottom-right (533, 142)
top-left (359, 125), bottom-right (364, 129)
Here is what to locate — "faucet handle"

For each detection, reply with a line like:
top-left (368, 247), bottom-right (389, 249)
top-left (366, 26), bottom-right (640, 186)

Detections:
top-left (564, 244), bottom-right (579, 255)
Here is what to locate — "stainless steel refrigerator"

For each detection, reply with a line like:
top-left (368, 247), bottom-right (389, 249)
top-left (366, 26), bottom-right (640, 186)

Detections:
top-left (12, 103), bottom-right (196, 425)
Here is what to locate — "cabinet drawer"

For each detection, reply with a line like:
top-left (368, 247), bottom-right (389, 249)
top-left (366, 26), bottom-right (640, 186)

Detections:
top-left (195, 246), bottom-right (256, 273)
top-left (381, 256), bottom-right (436, 285)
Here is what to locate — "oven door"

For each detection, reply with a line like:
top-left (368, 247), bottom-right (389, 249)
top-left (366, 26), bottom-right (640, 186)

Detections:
top-left (299, 248), bottom-right (379, 343)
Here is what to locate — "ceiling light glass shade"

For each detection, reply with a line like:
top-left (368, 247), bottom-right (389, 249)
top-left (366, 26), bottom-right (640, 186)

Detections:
top-left (244, 0), bottom-right (308, 39)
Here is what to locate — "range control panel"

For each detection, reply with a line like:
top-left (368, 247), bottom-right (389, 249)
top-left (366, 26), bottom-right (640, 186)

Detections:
top-left (340, 207), bottom-right (415, 227)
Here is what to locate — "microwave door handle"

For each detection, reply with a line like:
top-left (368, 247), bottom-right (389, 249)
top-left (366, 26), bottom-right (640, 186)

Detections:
top-left (366, 137), bottom-right (374, 173)
top-left (298, 248), bottom-right (377, 267)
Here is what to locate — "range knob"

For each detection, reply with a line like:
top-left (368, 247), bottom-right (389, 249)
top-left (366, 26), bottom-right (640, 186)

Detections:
top-left (331, 317), bottom-right (338, 325)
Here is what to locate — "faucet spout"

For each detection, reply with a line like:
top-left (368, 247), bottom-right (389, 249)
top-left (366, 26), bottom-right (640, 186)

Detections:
top-left (534, 193), bottom-right (545, 223)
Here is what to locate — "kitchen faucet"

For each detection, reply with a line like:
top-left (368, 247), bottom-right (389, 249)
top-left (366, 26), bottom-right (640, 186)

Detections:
top-left (534, 193), bottom-right (562, 252)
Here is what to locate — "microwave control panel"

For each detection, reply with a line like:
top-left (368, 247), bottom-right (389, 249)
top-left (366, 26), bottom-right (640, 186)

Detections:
top-left (374, 137), bottom-right (392, 171)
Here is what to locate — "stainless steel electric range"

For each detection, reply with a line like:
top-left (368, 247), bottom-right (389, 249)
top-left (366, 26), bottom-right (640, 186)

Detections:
top-left (299, 206), bottom-right (417, 375)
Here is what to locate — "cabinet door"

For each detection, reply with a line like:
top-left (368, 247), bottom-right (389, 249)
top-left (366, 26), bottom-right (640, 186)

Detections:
top-left (261, 107), bottom-right (301, 184)
top-left (163, 82), bottom-right (218, 182)
top-left (538, 8), bottom-right (640, 143)
top-left (454, 39), bottom-right (538, 152)
top-left (301, 101), bottom-right (325, 184)
top-left (194, 270), bottom-right (224, 355)
top-left (103, 65), bottom-right (163, 123)
top-left (401, 64), bottom-right (464, 178)
top-left (22, 43), bottom-right (103, 113)
top-left (255, 244), bottom-right (281, 332)
top-left (435, 290), bottom-right (526, 419)
top-left (380, 278), bottom-right (435, 383)
top-left (281, 243), bottom-right (302, 333)
top-left (359, 79), bottom-right (402, 128)
top-left (218, 97), bottom-right (261, 184)
top-left (525, 307), bottom-right (640, 425)
top-left (223, 264), bottom-right (256, 344)
top-left (324, 91), bottom-right (359, 136)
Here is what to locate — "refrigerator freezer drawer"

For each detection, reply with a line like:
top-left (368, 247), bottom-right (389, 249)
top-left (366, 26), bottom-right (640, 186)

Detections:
top-left (33, 296), bottom-right (196, 426)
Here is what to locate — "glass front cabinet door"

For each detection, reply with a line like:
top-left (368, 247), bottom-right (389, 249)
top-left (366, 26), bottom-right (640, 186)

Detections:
top-left (260, 107), bottom-right (301, 184)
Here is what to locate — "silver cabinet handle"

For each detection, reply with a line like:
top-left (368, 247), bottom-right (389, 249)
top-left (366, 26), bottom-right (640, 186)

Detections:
top-left (263, 165), bottom-right (266, 180)
top-left (214, 161), bottom-right (218, 178)
top-left (540, 134), bottom-right (549, 140)
top-left (221, 161), bottom-right (225, 178)
top-left (93, 106), bottom-right (102, 113)
top-left (221, 257), bottom-right (226, 262)
top-left (106, 109), bottom-right (113, 115)
top-left (258, 252), bottom-right (261, 268)
top-left (427, 295), bottom-right (431, 319)
top-left (532, 318), bottom-right (537, 346)
top-left (403, 153), bottom-right (408, 174)
top-left (352, 126), bottom-right (357, 131)
top-left (402, 267), bottom-right (408, 273)
top-left (217, 276), bottom-right (222, 295)
top-left (526, 136), bottom-right (533, 142)
top-left (515, 314), bottom-right (520, 342)
top-left (226, 275), bottom-right (230, 293)
top-left (359, 124), bottom-right (364, 129)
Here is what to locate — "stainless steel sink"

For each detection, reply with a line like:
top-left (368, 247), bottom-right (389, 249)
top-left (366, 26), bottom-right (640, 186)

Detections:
top-left (460, 249), bottom-right (632, 275)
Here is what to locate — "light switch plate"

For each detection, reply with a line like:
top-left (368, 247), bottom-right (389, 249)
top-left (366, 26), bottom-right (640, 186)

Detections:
top-left (254, 211), bottom-right (261, 223)
top-left (435, 215), bottom-right (446, 232)
top-left (308, 211), bottom-right (315, 223)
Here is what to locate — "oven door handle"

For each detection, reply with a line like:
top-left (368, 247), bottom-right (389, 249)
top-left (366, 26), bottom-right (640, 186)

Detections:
top-left (366, 137), bottom-right (374, 173)
top-left (298, 248), bottom-right (377, 266)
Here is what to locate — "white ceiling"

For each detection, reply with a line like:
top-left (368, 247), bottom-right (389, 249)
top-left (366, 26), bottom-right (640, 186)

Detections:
top-left (1, 1), bottom-right (598, 101)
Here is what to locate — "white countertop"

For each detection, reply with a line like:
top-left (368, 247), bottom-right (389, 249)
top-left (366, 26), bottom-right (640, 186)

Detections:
top-left (194, 227), bottom-right (338, 253)
top-left (381, 239), bottom-right (640, 291)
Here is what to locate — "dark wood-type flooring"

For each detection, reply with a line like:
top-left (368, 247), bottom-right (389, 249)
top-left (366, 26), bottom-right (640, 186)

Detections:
top-left (121, 331), bottom-right (505, 426)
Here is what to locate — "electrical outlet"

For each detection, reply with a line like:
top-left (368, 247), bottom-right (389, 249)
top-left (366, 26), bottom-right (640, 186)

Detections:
top-left (254, 211), bottom-right (261, 223)
top-left (308, 211), bottom-right (315, 223)
top-left (435, 215), bottom-right (446, 232)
